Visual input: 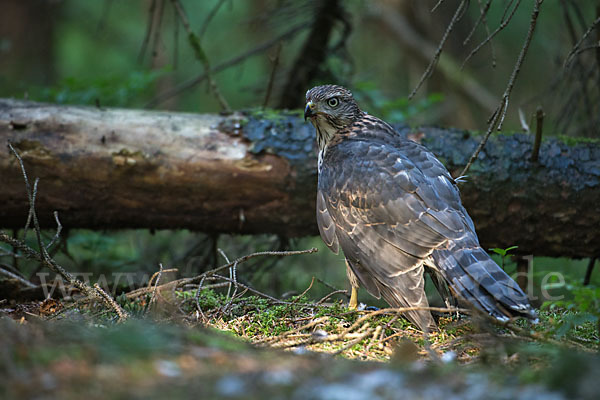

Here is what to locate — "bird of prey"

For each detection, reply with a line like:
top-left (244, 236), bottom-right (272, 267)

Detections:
top-left (304, 84), bottom-right (537, 331)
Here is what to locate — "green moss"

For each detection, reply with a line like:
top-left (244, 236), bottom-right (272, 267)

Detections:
top-left (246, 108), bottom-right (303, 124)
top-left (555, 135), bottom-right (600, 146)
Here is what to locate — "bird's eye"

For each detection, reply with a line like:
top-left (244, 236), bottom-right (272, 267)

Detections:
top-left (327, 97), bottom-right (339, 108)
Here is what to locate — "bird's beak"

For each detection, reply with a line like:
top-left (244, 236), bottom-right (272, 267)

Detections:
top-left (304, 101), bottom-right (316, 121)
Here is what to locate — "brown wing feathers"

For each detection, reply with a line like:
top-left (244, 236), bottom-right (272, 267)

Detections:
top-left (310, 85), bottom-right (537, 330)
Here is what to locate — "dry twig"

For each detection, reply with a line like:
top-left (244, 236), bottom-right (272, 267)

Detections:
top-left (1, 144), bottom-right (128, 321)
top-left (94, 283), bottom-right (129, 322)
top-left (461, 0), bottom-right (522, 69)
top-left (146, 22), bottom-right (307, 108)
top-left (263, 42), bottom-right (283, 108)
top-left (408, 0), bottom-right (469, 100)
top-left (138, 0), bottom-right (158, 62)
top-left (460, 0), bottom-right (543, 177)
top-left (199, 0), bottom-right (227, 40)
top-left (170, 0), bottom-right (231, 112)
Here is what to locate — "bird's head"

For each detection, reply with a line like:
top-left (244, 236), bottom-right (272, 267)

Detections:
top-left (305, 85), bottom-right (363, 149)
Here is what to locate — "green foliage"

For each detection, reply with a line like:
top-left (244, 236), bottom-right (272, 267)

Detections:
top-left (542, 281), bottom-right (600, 341)
top-left (353, 81), bottom-right (443, 124)
top-left (116, 293), bottom-right (149, 316)
top-left (34, 68), bottom-right (168, 107)
top-left (489, 245), bottom-right (518, 269)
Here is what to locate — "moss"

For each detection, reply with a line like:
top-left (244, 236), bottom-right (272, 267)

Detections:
top-left (555, 135), bottom-right (600, 146)
top-left (247, 107), bottom-right (303, 120)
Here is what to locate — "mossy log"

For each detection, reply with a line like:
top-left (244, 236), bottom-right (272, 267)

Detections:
top-left (1, 99), bottom-right (599, 258)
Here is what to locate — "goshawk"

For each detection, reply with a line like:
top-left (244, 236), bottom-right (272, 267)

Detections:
top-left (305, 84), bottom-right (537, 331)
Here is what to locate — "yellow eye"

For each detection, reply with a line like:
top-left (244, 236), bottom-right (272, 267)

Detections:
top-left (327, 97), bottom-right (339, 107)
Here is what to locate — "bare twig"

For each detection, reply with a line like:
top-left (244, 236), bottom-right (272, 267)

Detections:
top-left (461, 0), bottom-right (523, 69)
top-left (209, 274), bottom-right (284, 304)
top-left (477, 0), bottom-right (497, 67)
top-left (2, 144), bottom-right (127, 321)
top-left (145, 263), bottom-right (165, 314)
top-left (172, 4), bottom-right (179, 69)
top-left (560, 1), bottom-right (594, 130)
top-left (170, 0), bottom-right (231, 112)
top-left (45, 211), bottom-right (62, 251)
top-left (460, 0), bottom-right (543, 178)
top-left (583, 257), bottom-right (596, 286)
top-left (94, 283), bottom-right (129, 322)
top-left (188, 247), bottom-right (318, 286)
top-left (332, 326), bottom-right (374, 355)
top-left (138, 0), bottom-right (158, 63)
top-left (263, 42), bottom-right (283, 108)
top-left (129, 248), bottom-right (318, 303)
top-left (194, 275), bottom-right (207, 320)
top-left (151, 0), bottom-right (166, 63)
top-left (431, 0), bottom-right (446, 13)
top-left (370, 3), bottom-right (497, 112)
top-left (315, 289), bottom-right (347, 305)
top-left (563, 15), bottom-right (600, 69)
top-left (292, 277), bottom-right (315, 303)
top-left (530, 106), bottom-right (544, 162)
top-left (463, 0), bottom-right (492, 45)
top-left (408, 0), bottom-right (469, 99)
top-left (146, 22), bottom-right (307, 108)
top-left (0, 263), bottom-right (37, 289)
top-left (199, 0), bottom-right (227, 40)
top-left (217, 248), bottom-right (236, 299)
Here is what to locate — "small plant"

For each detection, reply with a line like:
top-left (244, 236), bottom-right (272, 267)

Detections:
top-left (489, 245), bottom-right (518, 269)
top-left (542, 281), bottom-right (600, 341)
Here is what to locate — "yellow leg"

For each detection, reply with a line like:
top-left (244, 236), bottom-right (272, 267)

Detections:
top-left (348, 286), bottom-right (358, 310)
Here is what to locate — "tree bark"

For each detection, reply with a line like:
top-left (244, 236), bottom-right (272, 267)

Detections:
top-left (1, 99), bottom-right (599, 258)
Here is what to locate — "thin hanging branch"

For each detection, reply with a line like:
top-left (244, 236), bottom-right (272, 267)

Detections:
top-left (563, 15), bottom-right (600, 69)
top-left (151, 0), bottom-right (166, 62)
top-left (530, 106), bottom-right (544, 162)
top-left (408, 0), bottom-right (469, 99)
top-left (138, 0), bottom-right (158, 63)
top-left (460, 0), bottom-right (543, 178)
top-left (461, 0), bottom-right (522, 69)
top-left (169, 0), bottom-right (231, 113)
top-left (145, 22), bottom-right (307, 108)
top-left (199, 0), bottom-right (228, 41)
top-left (263, 42), bottom-right (283, 108)
top-left (463, 0), bottom-right (492, 45)
top-left (172, 4), bottom-right (180, 69)
top-left (431, 0), bottom-right (447, 13)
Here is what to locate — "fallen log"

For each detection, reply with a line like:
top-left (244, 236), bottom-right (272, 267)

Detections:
top-left (1, 99), bottom-right (599, 258)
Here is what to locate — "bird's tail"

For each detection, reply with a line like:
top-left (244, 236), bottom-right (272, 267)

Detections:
top-left (432, 242), bottom-right (537, 322)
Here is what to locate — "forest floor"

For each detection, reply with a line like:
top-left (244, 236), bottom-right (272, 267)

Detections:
top-left (1, 283), bottom-right (598, 400)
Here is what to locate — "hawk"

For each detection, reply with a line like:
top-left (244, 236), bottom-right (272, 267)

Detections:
top-left (304, 84), bottom-right (537, 331)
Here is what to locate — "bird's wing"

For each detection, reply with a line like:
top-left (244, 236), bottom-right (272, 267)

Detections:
top-left (320, 136), bottom-right (536, 324)
top-left (319, 137), bottom-right (467, 281)
top-left (319, 138), bottom-right (470, 330)
top-left (316, 189), bottom-right (339, 254)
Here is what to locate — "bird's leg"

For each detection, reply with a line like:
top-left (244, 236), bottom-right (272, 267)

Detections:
top-left (348, 286), bottom-right (358, 310)
top-left (345, 259), bottom-right (360, 310)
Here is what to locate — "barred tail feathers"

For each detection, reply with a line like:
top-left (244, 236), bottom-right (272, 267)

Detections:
top-left (432, 244), bottom-right (537, 321)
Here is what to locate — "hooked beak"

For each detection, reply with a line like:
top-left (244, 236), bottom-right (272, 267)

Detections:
top-left (304, 101), bottom-right (316, 121)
